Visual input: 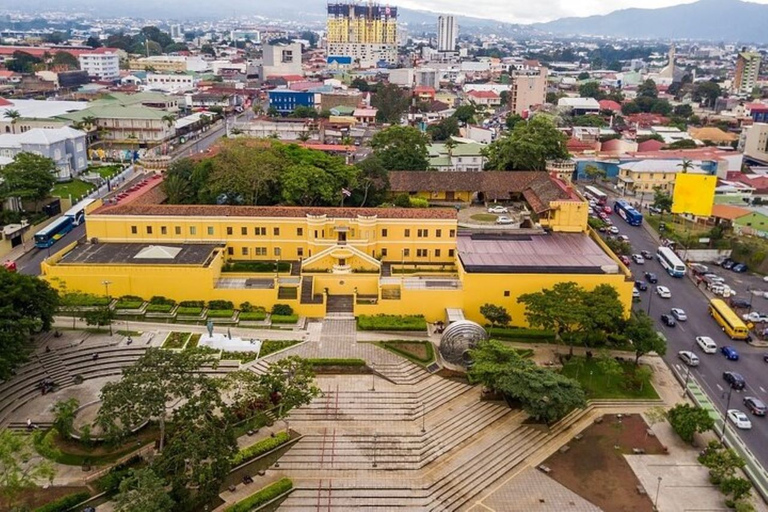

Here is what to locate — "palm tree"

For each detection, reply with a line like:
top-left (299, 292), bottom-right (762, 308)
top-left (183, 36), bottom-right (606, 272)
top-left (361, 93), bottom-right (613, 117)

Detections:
top-left (297, 131), bottom-right (311, 142)
top-left (3, 109), bottom-right (20, 124)
top-left (81, 116), bottom-right (97, 131)
top-left (161, 114), bottom-right (176, 129)
top-left (677, 158), bottom-right (693, 174)
top-left (445, 138), bottom-right (458, 158)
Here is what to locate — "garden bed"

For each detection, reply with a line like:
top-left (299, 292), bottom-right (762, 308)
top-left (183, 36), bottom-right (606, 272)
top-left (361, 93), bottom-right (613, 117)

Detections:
top-left (145, 303), bottom-right (174, 313)
top-left (240, 311), bottom-right (268, 321)
top-left (186, 333), bottom-right (201, 349)
top-left (357, 314), bottom-right (427, 331)
top-left (270, 314), bottom-right (299, 324)
top-left (306, 358), bottom-right (369, 374)
top-left (162, 332), bottom-right (192, 349)
top-left (224, 477), bottom-right (293, 512)
top-left (260, 339), bottom-right (301, 357)
top-left (33, 427), bottom-right (157, 467)
top-left (177, 306), bottom-right (204, 316)
top-left (207, 309), bottom-right (235, 318)
top-left (223, 261), bottom-right (291, 273)
top-left (378, 341), bottom-right (435, 365)
top-left (0, 486), bottom-right (90, 511)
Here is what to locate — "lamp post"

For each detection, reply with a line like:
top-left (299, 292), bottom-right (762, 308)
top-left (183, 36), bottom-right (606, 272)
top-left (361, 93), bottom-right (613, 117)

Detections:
top-left (721, 386), bottom-right (734, 443)
top-left (654, 476), bottom-right (663, 511)
top-left (372, 433), bottom-right (378, 468)
top-left (102, 280), bottom-right (113, 336)
top-left (682, 363), bottom-right (692, 397)
top-left (647, 287), bottom-right (653, 316)
top-left (370, 362), bottom-right (376, 392)
top-left (421, 402), bottom-right (426, 433)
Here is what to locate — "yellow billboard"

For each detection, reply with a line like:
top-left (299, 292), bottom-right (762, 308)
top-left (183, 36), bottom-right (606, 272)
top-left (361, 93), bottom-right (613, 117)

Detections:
top-left (672, 173), bottom-right (717, 217)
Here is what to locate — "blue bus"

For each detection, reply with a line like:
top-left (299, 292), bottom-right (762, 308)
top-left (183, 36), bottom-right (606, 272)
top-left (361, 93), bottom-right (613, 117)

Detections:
top-left (613, 200), bottom-right (643, 226)
top-left (34, 217), bottom-right (74, 249)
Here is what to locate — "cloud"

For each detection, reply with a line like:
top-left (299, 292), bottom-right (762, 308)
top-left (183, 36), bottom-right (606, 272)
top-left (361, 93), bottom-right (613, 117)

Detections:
top-left (390, 0), bottom-right (768, 24)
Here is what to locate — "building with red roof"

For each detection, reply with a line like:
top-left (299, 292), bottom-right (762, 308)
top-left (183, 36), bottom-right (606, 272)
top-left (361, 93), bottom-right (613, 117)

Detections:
top-left (466, 89), bottom-right (501, 107)
top-left (598, 99), bottom-right (622, 113)
top-left (636, 139), bottom-right (665, 153)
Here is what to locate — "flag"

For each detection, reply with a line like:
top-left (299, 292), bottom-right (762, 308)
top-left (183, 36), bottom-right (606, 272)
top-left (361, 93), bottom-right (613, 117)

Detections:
top-left (341, 188), bottom-right (352, 197)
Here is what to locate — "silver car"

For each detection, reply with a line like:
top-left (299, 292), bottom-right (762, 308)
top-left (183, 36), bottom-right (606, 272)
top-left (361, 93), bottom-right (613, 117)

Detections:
top-left (678, 350), bottom-right (699, 367)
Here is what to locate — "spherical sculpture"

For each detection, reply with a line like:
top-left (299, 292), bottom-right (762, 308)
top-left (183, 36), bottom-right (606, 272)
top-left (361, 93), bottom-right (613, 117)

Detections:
top-left (439, 320), bottom-right (488, 366)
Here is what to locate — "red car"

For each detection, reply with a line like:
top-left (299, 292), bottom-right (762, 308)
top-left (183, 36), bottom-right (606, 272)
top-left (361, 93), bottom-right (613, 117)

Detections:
top-left (619, 255), bottom-right (631, 266)
top-left (603, 206), bottom-right (612, 214)
top-left (2, 260), bottom-right (16, 272)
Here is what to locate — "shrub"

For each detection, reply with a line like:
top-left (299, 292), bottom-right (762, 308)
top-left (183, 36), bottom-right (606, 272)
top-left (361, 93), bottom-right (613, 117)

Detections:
top-left (145, 303), bottom-right (174, 313)
top-left (179, 300), bottom-right (205, 308)
top-left (357, 314), bottom-right (427, 331)
top-left (208, 300), bottom-right (234, 310)
top-left (240, 301), bottom-right (254, 313)
top-left (207, 309), bottom-right (235, 318)
top-left (149, 296), bottom-right (175, 305)
top-left (394, 193), bottom-right (411, 208)
top-left (224, 478), bottom-right (293, 512)
top-left (34, 491), bottom-right (91, 512)
top-left (94, 455), bottom-right (143, 494)
top-left (114, 299), bottom-right (144, 310)
top-left (232, 431), bottom-right (292, 466)
top-left (223, 261), bottom-right (291, 273)
top-left (667, 403), bottom-right (714, 444)
top-left (260, 339), bottom-right (301, 356)
top-left (409, 197), bottom-right (429, 208)
top-left (271, 314), bottom-right (298, 324)
top-left (33, 428), bottom-right (63, 460)
top-left (271, 304), bottom-right (294, 316)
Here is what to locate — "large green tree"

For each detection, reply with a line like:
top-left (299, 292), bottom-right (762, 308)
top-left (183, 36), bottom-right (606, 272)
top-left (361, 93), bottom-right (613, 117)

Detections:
top-left (479, 304), bottom-right (511, 336)
top-left (0, 152), bottom-right (56, 211)
top-left (578, 81), bottom-right (602, 100)
top-left (96, 348), bottom-right (215, 451)
top-left (371, 83), bottom-right (409, 124)
top-left (52, 398), bottom-right (80, 438)
top-left (667, 403), bottom-right (714, 444)
top-left (114, 468), bottom-right (175, 512)
top-left (370, 126), bottom-right (430, 171)
top-left (353, 156), bottom-right (390, 207)
top-left (0, 429), bottom-right (55, 509)
top-left (0, 270), bottom-right (59, 380)
top-left (625, 311), bottom-right (667, 364)
top-left (483, 115), bottom-right (569, 171)
top-left (426, 117), bottom-right (460, 141)
top-left (518, 282), bottom-right (588, 355)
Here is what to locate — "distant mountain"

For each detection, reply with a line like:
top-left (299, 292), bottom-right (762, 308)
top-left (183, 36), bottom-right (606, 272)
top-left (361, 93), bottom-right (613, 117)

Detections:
top-left (533, 0), bottom-right (768, 43)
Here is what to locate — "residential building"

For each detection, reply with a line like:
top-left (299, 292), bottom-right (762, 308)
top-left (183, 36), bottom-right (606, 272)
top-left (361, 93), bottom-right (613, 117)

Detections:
top-left (509, 66), bottom-right (548, 115)
top-left (326, 2), bottom-right (398, 67)
top-left (145, 72), bottom-right (196, 92)
top-left (58, 106), bottom-right (174, 144)
top-left (78, 51), bottom-right (120, 81)
top-left (734, 51), bottom-right (762, 95)
top-left (466, 90), bottom-right (500, 108)
top-left (129, 55), bottom-right (208, 73)
top-left (743, 123), bottom-right (768, 166)
top-left (42, 173), bottom-right (632, 327)
top-left (0, 126), bottom-right (87, 180)
top-left (262, 42), bottom-right (303, 78)
top-left (437, 15), bottom-right (458, 53)
top-left (0, 98), bottom-right (88, 134)
top-left (617, 159), bottom-right (707, 195)
top-left (557, 97), bottom-right (601, 116)
top-left (428, 140), bottom-right (486, 171)
top-left (268, 89), bottom-right (316, 115)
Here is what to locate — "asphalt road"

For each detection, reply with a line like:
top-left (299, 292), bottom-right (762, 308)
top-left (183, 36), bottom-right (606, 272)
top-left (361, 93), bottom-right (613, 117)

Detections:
top-left (613, 205), bottom-right (768, 465)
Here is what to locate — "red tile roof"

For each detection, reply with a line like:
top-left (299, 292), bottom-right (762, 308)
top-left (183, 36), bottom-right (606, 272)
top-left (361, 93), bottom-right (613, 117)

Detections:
top-left (636, 140), bottom-right (665, 152)
top-left (598, 100), bottom-right (622, 112)
top-left (467, 90), bottom-right (500, 99)
top-left (0, 45), bottom-right (120, 58)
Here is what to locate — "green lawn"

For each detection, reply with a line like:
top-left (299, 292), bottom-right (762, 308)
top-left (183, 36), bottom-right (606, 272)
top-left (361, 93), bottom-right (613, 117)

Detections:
top-left (561, 357), bottom-right (659, 399)
top-left (470, 213), bottom-right (498, 222)
top-left (271, 314), bottom-right (298, 324)
top-left (51, 179), bottom-right (95, 199)
top-left (357, 314), bottom-right (427, 331)
top-left (93, 165), bottom-right (122, 180)
top-left (377, 341), bottom-right (435, 366)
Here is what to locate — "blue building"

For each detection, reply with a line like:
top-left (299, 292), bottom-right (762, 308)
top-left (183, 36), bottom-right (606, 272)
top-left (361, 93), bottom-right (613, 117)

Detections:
top-left (750, 106), bottom-right (768, 123)
top-left (268, 89), bottom-right (315, 115)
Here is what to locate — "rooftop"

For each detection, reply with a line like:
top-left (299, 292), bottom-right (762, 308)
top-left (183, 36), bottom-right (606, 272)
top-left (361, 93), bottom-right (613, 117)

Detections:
top-left (457, 232), bottom-right (619, 274)
top-left (620, 159), bottom-right (707, 173)
top-left (57, 243), bottom-right (221, 266)
top-left (0, 98), bottom-right (89, 120)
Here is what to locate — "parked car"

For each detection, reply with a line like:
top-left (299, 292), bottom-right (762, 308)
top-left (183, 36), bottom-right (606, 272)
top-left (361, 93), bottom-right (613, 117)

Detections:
top-left (487, 205), bottom-right (508, 214)
top-left (656, 286), bottom-right (671, 298)
top-left (678, 350), bottom-right (700, 367)
top-left (729, 298), bottom-right (751, 309)
top-left (721, 259), bottom-right (736, 270)
top-left (633, 288), bottom-right (640, 300)
top-left (723, 371), bottom-right (746, 390)
top-left (660, 314), bottom-right (676, 327)
top-left (671, 308), bottom-right (687, 321)
top-left (640, 250), bottom-right (653, 260)
top-left (617, 235), bottom-right (630, 242)
top-left (743, 397), bottom-right (767, 416)
top-left (644, 272), bottom-right (659, 284)
top-left (635, 280), bottom-right (648, 291)
top-left (727, 409), bottom-right (752, 430)
top-left (733, 263), bottom-right (748, 273)
top-left (632, 254), bottom-right (645, 264)
top-left (608, 226), bottom-right (620, 235)
top-left (619, 255), bottom-right (631, 266)
top-left (721, 346), bottom-right (740, 361)
top-left (689, 263), bottom-right (709, 275)
top-left (599, 213), bottom-right (608, 221)
top-left (696, 336), bottom-right (718, 354)
top-left (496, 216), bottom-right (513, 225)
top-left (742, 312), bottom-right (768, 323)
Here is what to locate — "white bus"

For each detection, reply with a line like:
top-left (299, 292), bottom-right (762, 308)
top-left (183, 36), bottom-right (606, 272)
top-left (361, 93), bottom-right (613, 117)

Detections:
top-left (657, 246), bottom-right (686, 277)
top-left (583, 185), bottom-right (608, 206)
top-left (63, 198), bottom-right (97, 226)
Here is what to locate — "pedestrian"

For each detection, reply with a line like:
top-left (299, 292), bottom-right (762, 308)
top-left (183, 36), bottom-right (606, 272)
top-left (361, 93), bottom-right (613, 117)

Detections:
top-left (92, 353), bottom-right (99, 361)
top-left (26, 418), bottom-right (32, 431)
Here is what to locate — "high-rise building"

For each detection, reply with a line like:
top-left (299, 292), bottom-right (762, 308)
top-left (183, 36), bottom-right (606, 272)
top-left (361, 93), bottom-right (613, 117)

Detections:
top-left (437, 15), bottom-right (458, 53)
top-left (326, 2), bottom-right (398, 68)
top-left (734, 50), bottom-right (762, 95)
top-left (170, 24), bottom-right (183, 40)
top-left (509, 65), bottom-right (548, 116)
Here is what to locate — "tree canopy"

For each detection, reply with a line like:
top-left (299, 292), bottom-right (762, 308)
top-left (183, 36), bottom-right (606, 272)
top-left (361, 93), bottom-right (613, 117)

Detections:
top-left (370, 126), bottom-right (430, 171)
top-left (371, 83), bottom-right (409, 124)
top-left (0, 152), bottom-right (56, 211)
top-left (114, 468), bottom-right (175, 512)
top-left (624, 310), bottom-right (667, 364)
top-left (0, 428), bottom-right (55, 508)
top-left (667, 403), bottom-right (714, 444)
top-left (483, 115), bottom-right (569, 171)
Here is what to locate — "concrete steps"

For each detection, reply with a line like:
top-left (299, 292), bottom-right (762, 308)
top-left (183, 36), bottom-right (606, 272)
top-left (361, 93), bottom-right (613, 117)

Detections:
top-left (373, 360), bottom-right (432, 386)
top-left (281, 479), bottom-right (427, 511)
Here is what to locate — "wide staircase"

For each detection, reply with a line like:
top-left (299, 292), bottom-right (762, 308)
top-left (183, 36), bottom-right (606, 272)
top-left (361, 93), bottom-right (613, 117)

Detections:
top-left (373, 360), bottom-right (432, 385)
top-left (325, 295), bottom-right (354, 316)
top-left (300, 276), bottom-right (323, 305)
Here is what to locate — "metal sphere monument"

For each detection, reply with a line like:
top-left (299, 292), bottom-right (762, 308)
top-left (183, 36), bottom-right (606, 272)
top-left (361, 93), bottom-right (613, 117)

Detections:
top-left (439, 320), bottom-right (488, 366)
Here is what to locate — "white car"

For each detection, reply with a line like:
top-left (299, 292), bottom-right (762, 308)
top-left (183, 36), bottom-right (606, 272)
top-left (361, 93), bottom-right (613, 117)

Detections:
top-left (727, 409), bottom-right (753, 430)
top-left (632, 254), bottom-right (645, 264)
top-left (742, 312), bottom-right (768, 323)
top-left (496, 216), bottom-right (514, 225)
top-left (487, 205), bottom-right (509, 214)
top-left (696, 336), bottom-right (718, 354)
top-left (632, 288), bottom-right (640, 299)
top-left (617, 235), bottom-right (630, 242)
top-left (678, 350), bottom-right (700, 367)
top-left (671, 308), bottom-right (687, 321)
top-left (656, 286), bottom-right (671, 298)
top-left (608, 226), bottom-right (619, 235)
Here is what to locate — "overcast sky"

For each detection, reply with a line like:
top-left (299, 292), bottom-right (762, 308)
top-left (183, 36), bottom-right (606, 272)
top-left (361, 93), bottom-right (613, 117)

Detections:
top-left (391, 0), bottom-right (768, 24)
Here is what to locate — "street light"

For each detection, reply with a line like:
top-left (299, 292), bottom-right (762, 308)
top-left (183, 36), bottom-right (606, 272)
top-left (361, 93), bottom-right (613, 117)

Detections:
top-left (372, 433), bottom-right (378, 468)
top-left (370, 362), bottom-right (376, 392)
top-left (654, 476), bottom-right (663, 511)
top-left (421, 402), bottom-right (426, 433)
top-left (102, 280), bottom-right (113, 336)
top-left (721, 386), bottom-right (734, 443)
top-left (646, 288), bottom-right (653, 316)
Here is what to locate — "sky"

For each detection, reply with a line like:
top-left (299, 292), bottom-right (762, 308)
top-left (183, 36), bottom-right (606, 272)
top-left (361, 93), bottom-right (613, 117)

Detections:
top-left (389, 0), bottom-right (768, 24)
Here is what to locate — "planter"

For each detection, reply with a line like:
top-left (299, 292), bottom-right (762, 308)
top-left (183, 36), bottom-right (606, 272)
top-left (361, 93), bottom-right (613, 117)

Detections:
top-left (114, 302), bottom-right (148, 316)
top-left (145, 304), bottom-right (178, 319)
top-left (176, 308), bottom-right (208, 322)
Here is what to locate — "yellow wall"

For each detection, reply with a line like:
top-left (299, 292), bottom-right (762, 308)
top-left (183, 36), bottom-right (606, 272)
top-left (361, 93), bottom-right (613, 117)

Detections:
top-left (672, 173), bottom-right (717, 217)
top-left (413, 190), bottom-right (474, 203)
top-left (542, 200), bottom-right (589, 233)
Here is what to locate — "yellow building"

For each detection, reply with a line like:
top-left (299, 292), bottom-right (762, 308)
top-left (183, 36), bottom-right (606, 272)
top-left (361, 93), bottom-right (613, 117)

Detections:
top-left (617, 159), bottom-right (706, 195)
top-left (43, 173), bottom-right (632, 325)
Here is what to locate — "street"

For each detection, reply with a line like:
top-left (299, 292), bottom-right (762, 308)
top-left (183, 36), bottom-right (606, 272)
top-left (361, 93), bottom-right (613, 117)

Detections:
top-left (614, 204), bottom-right (768, 466)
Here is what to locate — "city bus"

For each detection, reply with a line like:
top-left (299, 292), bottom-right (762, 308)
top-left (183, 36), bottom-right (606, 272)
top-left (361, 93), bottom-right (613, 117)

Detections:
top-left (656, 246), bottom-right (686, 277)
top-left (613, 199), bottom-right (643, 226)
top-left (583, 185), bottom-right (608, 206)
top-left (63, 198), bottom-right (96, 226)
top-left (709, 298), bottom-right (750, 340)
top-left (34, 216), bottom-right (74, 249)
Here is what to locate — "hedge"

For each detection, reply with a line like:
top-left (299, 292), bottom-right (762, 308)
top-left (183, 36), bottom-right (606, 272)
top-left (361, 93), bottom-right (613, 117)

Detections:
top-left (271, 304), bottom-right (294, 316)
top-left (486, 327), bottom-right (555, 340)
top-left (93, 454), bottom-right (143, 494)
top-left (179, 300), bottom-right (205, 308)
top-left (260, 339), bottom-right (301, 357)
top-left (271, 314), bottom-right (298, 324)
top-left (207, 309), bottom-right (235, 318)
top-left (306, 358), bottom-right (366, 366)
top-left (114, 300), bottom-right (144, 310)
top-left (223, 261), bottom-right (291, 273)
top-left (60, 294), bottom-right (110, 307)
top-left (224, 478), bottom-right (293, 512)
top-left (232, 431), bottom-right (292, 467)
top-left (34, 491), bottom-right (91, 512)
top-left (33, 428), bottom-right (63, 461)
top-left (177, 307), bottom-right (203, 316)
top-left (357, 314), bottom-right (427, 331)
top-left (145, 303), bottom-right (174, 313)
top-left (239, 311), bottom-right (267, 321)
top-left (209, 300), bottom-right (234, 310)
top-left (380, 341), bottom-right (435, 363)
top-left (149, 296), bottom-right (175, 305)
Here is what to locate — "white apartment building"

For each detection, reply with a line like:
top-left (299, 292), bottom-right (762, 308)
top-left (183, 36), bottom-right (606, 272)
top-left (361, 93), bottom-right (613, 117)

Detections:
top-left (326, 42), bottom-right (396, 68)
top-left (437, 15), bottom-right (458, 53)
top-left (78, 51), bottom-right (120, 81)
top-left (145, 73), bottom-right (196, 93)
top-left (262, 42), bottom-right (303, 78)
